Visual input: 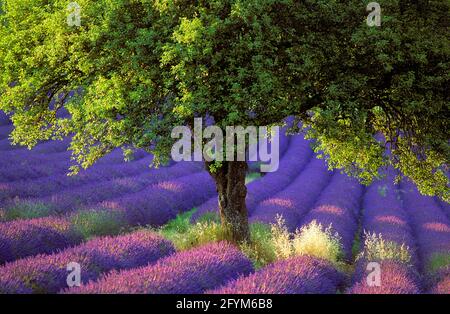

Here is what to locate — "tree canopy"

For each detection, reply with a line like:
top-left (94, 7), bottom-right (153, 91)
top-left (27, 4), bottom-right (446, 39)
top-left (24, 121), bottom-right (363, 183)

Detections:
top-left (0, 0), bottom-right (448, 202)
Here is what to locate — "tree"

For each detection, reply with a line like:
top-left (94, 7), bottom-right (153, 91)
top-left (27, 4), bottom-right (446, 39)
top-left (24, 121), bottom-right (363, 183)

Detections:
top-left (0, 0), bottom-right (448, 243)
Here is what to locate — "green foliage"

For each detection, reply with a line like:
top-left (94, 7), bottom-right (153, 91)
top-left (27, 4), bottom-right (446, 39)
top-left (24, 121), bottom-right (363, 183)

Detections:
top-left (351, 211), bottom-right (364, 260)
top-left (70, 209), bottom-right (126, 239)
top-left (428, 252), bottom-right (450, 273)
top-left (3, 202), bottom-right (52, 220)
top-left (159, 211), bottom-right (275, 268)
top-left (207, 160), bottom-right (223, 175)
top-left (160, 213), bottom-right (232, 251)
top-left (352, 233), bottom-right (362, 260)
top-left (0, 0), bottom-right (448, 200)
top-left (161, 212), bottom-right (346, 268)
top-left (245, 172), bottom-right (261, 184)
top-left (239, 223), bottom-right (276, 269)
top-left (159, 207), bottom-right (198, 238)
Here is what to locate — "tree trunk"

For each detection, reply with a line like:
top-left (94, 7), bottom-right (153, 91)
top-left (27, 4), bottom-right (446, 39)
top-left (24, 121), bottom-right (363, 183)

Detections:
top-left (206, 161), bottom-right (250, 243)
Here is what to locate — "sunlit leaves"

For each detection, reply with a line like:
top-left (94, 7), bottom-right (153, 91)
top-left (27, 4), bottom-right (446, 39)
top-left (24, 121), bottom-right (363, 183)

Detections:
top-left (0, 0), bottom-right (448, 200)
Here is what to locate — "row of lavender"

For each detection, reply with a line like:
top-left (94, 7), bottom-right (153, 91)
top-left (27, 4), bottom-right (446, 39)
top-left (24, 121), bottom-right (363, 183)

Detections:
top-left (0, 114), bottom-right (146, 176)
top-left (347, 170), bottom-right (421, 294)
top-left (2, 160), bottom-right (203, 218)
top-left (0, 113), bottom-right (169, 213)
top-left (0, 154), bottom-right (159, 205)
top-left (0, 230), bottom-right (175, 293)
top-left (0, 146), bottom-right (149, 182)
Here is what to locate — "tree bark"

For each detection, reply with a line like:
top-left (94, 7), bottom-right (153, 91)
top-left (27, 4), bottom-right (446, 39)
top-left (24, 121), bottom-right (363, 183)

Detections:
top-left (206, 161), bottom-right (250, 243)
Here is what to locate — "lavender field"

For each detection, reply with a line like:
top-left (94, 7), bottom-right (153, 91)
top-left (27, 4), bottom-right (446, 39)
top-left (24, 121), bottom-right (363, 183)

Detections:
top-left (0, 110), bottom-right (448, 295)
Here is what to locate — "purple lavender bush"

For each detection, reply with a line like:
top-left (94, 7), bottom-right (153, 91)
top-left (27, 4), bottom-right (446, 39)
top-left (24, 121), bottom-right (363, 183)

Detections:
top-left (0, 277), bottom-right (32, 294)
top-left (246, 135), bottom-right (315, 214)
top-left (0, 155), bottom-right (157, 202)
top-left (0, 159), bottom-right (70, 184)
top-left (0, 230), bottom-right (175, 293)
top-left (0, 137), bottom-right (70, 154)
top-left (97, 171), bottom-right (216, 227)
top-left (250, 157), bottom-right (332, 231)
top-left (0, 111), bottom-right (10, 126)
top-left (0, 138), bottom-right (23, 151)
top-left (0, 125), bottom-right (13, 140)
top-left (347, 260), bottom-right (420, 294)
top-left (0, 150), bottom-right (71, 176)
top-left (7, 161), bottom-right (203, 217)
top-left (437, 198), bottom-right (450, 221)
top-left (0, 217), bottom-right (82, 264)
top-left (26, 138), bottom-right (71, 154)
top-left (0, 148), bottom-right (149, 183)
top-left (402, 181), bottom-right (450, 263)
top-left (65, 241), bottom-right (253, 294)
top-left (209, 255), bottom-right (345, 294)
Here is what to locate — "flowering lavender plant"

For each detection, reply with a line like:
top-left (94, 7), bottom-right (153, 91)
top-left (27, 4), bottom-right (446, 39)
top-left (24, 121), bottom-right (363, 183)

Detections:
top-left (0, 230), bottom-right (174, 293)
top-left (0, 217), bottom-right (82, 264)
top-left (65, 242), bottom-right (253, 294)
top-left (209, 255), bottom-right (345, 294)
